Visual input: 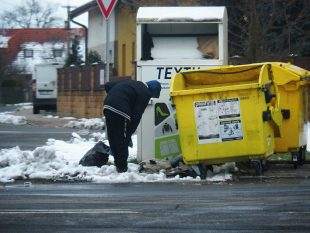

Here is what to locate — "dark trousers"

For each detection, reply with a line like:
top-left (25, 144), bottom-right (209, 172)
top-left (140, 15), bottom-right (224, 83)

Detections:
top-left (104, 109), bottom-right (130, 172)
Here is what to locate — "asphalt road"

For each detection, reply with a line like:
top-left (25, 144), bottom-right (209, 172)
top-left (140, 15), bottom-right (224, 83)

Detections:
top-left (1, 106), bottom-right (309, 232)
top-left (0, 123), bottom-right (75, 150)
top-left (0, 179), bottom-right (309, 233)
top-left (0, 105), bottom-right (18, 112)
top-left (0, 105), bottom-right (75, 150)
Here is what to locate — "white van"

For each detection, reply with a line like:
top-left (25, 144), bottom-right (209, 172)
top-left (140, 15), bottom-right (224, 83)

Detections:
top-left (33, 63), bottom-right (63, 114)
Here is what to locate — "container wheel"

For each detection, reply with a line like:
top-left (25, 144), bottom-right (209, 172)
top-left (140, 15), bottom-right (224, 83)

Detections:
top-left (170, 156), bottom-right (183, 168)
top-left (197, 164), bottom-right (207, 179)
top-left (299, 146), bottom-right (306, 166)
top-left (291, 151), bottom-right (299, 169)
top-left (251, 160), bottom-right (263, 176)
top-left (33, 105), bottom-right (39, 114)
top-left (191, 164), bottom-right (207, 179)
top-left (262, 160), bottom-right (269, 172)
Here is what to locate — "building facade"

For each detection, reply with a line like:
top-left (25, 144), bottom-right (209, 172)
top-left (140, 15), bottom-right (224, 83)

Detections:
top-left (0, 28), bottom-right (85, 76)
top-left (70, 0), bottom-right (203, 78)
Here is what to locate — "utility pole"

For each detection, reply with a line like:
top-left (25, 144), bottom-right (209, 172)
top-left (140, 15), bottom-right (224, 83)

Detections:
top-left (62, 5), bottom-right (75, 58)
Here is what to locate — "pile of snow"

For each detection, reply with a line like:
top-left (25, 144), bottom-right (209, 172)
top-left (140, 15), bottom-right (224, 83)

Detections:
top-left (64, 118), bottom-right (105, 130)
top-left (0, 112), bottom-right (27, 125)
top-left (0, 133), bottom-right (232, 183)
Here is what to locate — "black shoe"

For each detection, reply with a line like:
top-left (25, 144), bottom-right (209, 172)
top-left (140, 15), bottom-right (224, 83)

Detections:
top-left (116, 166), bottom-right (128, 173)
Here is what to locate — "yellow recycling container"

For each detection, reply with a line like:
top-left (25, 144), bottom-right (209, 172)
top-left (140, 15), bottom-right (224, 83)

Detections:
top-left (170, 63), bottom-right (282, 165)
top-left (270, 63), bottom-right (310, 157)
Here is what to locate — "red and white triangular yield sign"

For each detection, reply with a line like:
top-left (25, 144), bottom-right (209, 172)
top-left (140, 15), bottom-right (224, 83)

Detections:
top-left (96, 0), bottom-right (118, 20)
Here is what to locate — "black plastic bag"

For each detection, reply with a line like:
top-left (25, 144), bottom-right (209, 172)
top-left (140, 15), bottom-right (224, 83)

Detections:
top-left (79, 141), bottom-right (110, 167)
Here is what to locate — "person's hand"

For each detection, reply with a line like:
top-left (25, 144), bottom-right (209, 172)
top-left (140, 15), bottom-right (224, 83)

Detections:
top-left (128, 137), bottom-right (133, 148)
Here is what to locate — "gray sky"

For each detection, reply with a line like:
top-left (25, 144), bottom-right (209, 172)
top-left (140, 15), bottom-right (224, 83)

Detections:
top-left (0, 0), bottom-right (90, 26)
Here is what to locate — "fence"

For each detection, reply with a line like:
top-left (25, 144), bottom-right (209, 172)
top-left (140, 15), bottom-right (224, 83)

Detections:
top-left (57, 65), bottom-right (104, 118)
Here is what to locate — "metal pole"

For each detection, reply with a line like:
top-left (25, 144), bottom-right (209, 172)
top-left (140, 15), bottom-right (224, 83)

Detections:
top-left (103, 19), bottom-right (110, 140)
top-left (105, 19), bottom-right (110, 82)
top-left (63, 5), bottom-right (74, 59)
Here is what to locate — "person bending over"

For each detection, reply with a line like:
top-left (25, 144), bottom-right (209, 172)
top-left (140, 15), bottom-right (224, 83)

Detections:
top-left (103, 79), bottom-right (161, 173)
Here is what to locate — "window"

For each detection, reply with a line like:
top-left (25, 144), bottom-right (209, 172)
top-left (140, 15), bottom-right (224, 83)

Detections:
top-left (24, 49), bottom-right (33, 58)
top-left (53, 49), bottom-right (63, 58)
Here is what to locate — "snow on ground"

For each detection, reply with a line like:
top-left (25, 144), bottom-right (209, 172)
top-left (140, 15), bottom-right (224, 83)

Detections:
top-left (43, 115), bottom-right (60, 119)
top-left (0, 112), bottom-right (27, 125)
top-left (2, 103), bottom-right (101, 128)
top-left (0, 102), bottom-right (239, 183)
top-left (44, 115), bottom-right (78, 121)
top-left (2, 102), bottom-right (101, 129)
top-left (62, 117), bottom-right (76, 120)
top-left (17, 103), bottom-right (33, 110)
top-left (18, 105), bottom-right (33, 110)
top-left (64, 118), bottom-right (105, 130)
top-left (6, 102), bottom-right (33, 110)
top-left (0, 133), bottom-right (232, 183)
top-left (7, 102), bottom-right (32, 107)
top-left (1, 103), bottom-right (32, 125)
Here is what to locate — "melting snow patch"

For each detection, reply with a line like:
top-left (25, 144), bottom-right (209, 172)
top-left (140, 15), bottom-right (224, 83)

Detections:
top-left (0, 112), bottom-right (27, 125)
top-left (64, 118), bottom-right (105, 130)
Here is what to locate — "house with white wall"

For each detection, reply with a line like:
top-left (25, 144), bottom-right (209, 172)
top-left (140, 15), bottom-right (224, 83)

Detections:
top-left (70, 1), bottom-right (116, 67)
top-left (0, 28), bottom-right (85, 76)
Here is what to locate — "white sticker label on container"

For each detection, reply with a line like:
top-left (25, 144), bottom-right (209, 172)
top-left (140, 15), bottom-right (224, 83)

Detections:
top-left (220, 119), bottom-right (243, 141)
top-left (194, 101), bottom-right (221, 144)
top-left (218, 98), bottom-right (241, 119)
top-left (194, 98), bottom-right (243, 144)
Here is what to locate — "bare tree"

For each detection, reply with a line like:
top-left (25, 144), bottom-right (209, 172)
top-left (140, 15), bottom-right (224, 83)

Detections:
top-left (225, 0), bottom-right (310, 62)
top-left (1, 0), bottom-right (62, 28)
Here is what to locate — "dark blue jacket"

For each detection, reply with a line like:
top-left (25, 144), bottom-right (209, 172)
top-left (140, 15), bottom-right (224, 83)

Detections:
top-left (103, 79), bottom-right (151, 135)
